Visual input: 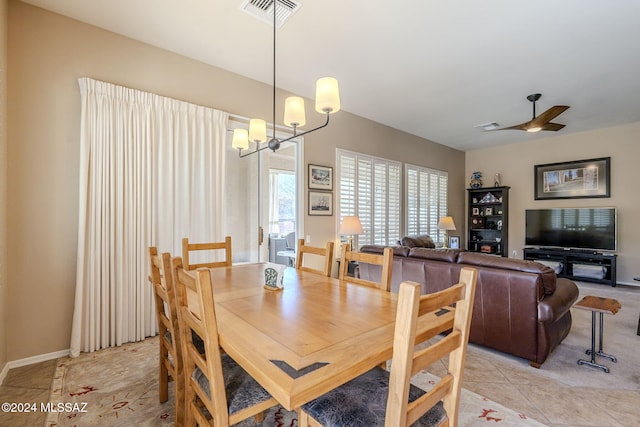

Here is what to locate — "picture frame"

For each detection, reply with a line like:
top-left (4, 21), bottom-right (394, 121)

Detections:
top-left (308, 164), bottom-right (333, 190)
top-left (485, 207), bottom-right (493, 216)
top-left (534, 157), bottom-right (610, 200)
top-left (308, 191), bottom-right (333, 216)
top-left (472, 207), bottom-right (480, 216)
top-left (449, 236), bottom-right (460, 249)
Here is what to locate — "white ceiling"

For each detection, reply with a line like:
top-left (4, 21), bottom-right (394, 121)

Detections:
top-left (20, 0), bottom-right (640, 151)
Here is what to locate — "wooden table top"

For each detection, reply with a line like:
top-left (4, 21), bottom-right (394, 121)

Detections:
top-left (574, 295), bottom-right (622, 315)
top-left (190, 262), bottom-right (454, 410)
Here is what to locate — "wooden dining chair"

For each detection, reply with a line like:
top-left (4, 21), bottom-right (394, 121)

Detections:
top-left (148, 247), bottom-right (185, 424)
top-left (182, 236), bottom-right (232, 270)
top-left (338, 243), bottom-right (393, 291)
top-left (299, 267), bottom-right (478, 427)
top-left (172, 256), bottom-right (278, 426)
top-left (295, 238), bottom-right (335, 277)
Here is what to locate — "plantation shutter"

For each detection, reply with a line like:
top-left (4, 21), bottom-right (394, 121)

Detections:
top-left (405, 164), bottom-right (448, 242)
top-left (337, 150), bottom-right (401, 247)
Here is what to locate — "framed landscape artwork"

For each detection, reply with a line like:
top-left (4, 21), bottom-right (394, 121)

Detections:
top-left (308, 191), bottom-right (333, 216)
top-left (534, 157), bottom-right (610, 200)
top-left (308, 164), bottom-right (333, 190)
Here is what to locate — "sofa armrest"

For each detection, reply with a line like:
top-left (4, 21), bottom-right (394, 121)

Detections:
top-left (537, 278), bottom-right (579, 323)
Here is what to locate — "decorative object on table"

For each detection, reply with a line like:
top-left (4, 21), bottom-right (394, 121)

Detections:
top-left (494, 173), bottom-right (502, 187)
top-left (496, 237), bottom-right (502, 253)
top-left (534, 157), bottom-right (610, 200)
top-left (230, 0), bottom-right (340, 157)
top-left (497, 219), bottom-right (503, 230)
top-left (308, 191), bottom-right (333, 216)
top-left (469, 171), bottom-right (483, 189)
top-left (470, 217), bottom-right (485, 229)
top-left (264, 263), bottom-right (286, 291)
top-left (308, 164), bottom-right (333, 190)
top-left (339, 216), bottom-right (364, 251)
top-left (449, 235), bottom-right (460, 249)
top-left (437, 216), bottom-right (457, 248)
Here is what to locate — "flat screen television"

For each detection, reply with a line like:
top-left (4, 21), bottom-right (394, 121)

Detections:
top-left (525, 207), bottom-right (617, 251)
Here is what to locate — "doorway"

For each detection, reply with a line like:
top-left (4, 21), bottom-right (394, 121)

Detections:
top-left (224, 121), bottom-right (303, 263)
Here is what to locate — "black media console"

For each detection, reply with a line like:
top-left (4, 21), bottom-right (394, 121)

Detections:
top-left (523, 247), bottom-right (617, 287)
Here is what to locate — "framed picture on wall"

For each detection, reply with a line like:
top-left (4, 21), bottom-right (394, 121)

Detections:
top-left (449, 236), bottom-right (460, 249)
top-left (308, 191), bottom-right (333, 216)
top-left (534, 157), bottom-right (610, 200)
top-left (308, 164), bottom-right (333, 190)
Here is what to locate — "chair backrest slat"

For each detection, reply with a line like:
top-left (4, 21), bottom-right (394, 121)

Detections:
top-left (338, 243), bottom-right (393, 291)
top-left (295, 238), bottom-right (335, 277)
top-left (182, 236), bottom-right (232, 270)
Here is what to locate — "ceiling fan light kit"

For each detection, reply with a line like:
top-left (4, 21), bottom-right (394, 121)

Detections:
top-left (490, 93), bottom-right (570, 133)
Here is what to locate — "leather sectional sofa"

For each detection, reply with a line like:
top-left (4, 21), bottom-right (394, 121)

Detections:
top-left (357, 245), bottom-right (579, 367)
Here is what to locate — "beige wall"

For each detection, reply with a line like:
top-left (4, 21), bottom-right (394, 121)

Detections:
top-left (466, 122), bottom-right (640, 285)
top-left (6, 1), bottom-right (464, 361)
top-left (1, 0), bottom-right (8, 371)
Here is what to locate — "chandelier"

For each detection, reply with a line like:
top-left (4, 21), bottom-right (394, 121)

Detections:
top-left (231, 0), bottom-right (341, 157)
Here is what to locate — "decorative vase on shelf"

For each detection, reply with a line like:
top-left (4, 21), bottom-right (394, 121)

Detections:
top-left (469, 171), bottom-right (483, 189)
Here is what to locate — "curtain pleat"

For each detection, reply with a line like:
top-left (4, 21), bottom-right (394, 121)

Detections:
top-left (70, 78), bottom-right (228, 357)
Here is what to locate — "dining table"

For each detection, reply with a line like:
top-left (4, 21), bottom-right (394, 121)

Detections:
top-left (187, 262), bottom-right (454, 411)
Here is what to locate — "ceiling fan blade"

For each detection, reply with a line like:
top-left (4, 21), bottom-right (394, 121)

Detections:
top-left (540, 122), bottom-right (565, 131)
top-left (490, 122), bottom-right (529, 131)
top-left (530, 105), bottom-right (570, 127)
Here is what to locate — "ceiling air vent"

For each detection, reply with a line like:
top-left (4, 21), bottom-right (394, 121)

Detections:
top-left (241, 0), bottom-right (302, 28)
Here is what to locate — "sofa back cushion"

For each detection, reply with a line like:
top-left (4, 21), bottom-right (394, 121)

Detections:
top-left (398, 235), bottom-right (436, 248)
top-left (359, 245), bottom-right (410, 257)
top-left (408, 247), bottom-right (461, 263)
top-left (457, 252), bottom-right (557, 294)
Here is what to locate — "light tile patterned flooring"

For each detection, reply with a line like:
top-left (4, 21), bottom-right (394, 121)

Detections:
top-left (1, 281), bottom-right (639, 426)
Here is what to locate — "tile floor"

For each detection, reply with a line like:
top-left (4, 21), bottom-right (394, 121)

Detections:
top-left (1, 282), bottom-right (638, 426)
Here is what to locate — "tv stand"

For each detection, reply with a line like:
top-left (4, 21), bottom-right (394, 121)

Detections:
top-left (524, 247), bottom-right (617, 287)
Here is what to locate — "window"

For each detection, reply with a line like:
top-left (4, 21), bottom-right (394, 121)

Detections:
top-left (337, 149), bottom-right (401, 246)
top-left (405, 164), bottom-right (448, 243)
top-left (269, 169), bottom-right (296, 235)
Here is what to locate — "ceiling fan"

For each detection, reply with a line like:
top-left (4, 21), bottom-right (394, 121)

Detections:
top-left (494, 93), bottom-right (570, 132)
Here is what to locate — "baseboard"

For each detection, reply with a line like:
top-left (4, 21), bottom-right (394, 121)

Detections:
top-left (0, 349), bottom-right (70, 385)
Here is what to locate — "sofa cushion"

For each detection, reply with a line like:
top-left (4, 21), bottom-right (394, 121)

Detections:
top-left (408, 247), bottom-right (461, 263)
top-left (457, 252), bottom-right (557, 294)
top-left (359, 245), bottom-right (410, 257)
top-left (399, 235), bottom-right (436, 248)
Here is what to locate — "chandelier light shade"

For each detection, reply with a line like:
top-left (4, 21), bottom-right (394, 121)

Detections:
top-left (233, 0), bottom-right (340, 157)
top-left (284, 96), bottom-right (306, 127)
top-left (339, 216), bottom-right (364, 251)
top-left (315, 77), bottom-right (341, 114)
top-left (437, 216), bottom-right (456, 248)
top-left (231, 128), bottom-right (249, 150)
top-left (249, 118), bottom-right (267, 144)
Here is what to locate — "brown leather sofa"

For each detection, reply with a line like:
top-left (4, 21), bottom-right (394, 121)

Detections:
top-left (357, 246), bottom-right (579, 367)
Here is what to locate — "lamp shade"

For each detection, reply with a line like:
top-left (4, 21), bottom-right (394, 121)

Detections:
top-left (315, 77), bottom-right (341, 114)
top-left (339, 216), bottom-right (364, 235)
top-left (284, 96), bottom-right (306, 127)
top-left (231, 128), bottom-right (249, 150)
top-left (248, 118), bottom-right (267, 143)
top-left (437, 216), bottom-right (456, 231)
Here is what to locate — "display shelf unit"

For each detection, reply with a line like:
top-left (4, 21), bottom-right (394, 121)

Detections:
top-left (467, 186), bottom-right (509, 257)
top-left (523, 247), bottom-right (617, 287)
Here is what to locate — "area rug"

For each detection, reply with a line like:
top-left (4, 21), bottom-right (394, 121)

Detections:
top-left (45, 337), bottom-right (546, 426)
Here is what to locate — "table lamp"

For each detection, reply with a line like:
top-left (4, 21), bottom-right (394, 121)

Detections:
top-left (339, 216), bottom-right (364, 251)
top-left (437, 216), bottom-right (456, 248)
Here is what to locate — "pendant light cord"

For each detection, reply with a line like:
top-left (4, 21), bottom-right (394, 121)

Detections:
top-left (272, 0), bottom-right (277, 140)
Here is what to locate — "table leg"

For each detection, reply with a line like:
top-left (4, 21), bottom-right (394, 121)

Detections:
top-left (586, 312), bottom-right (617, 362)
top-left (578, 311), bottom-right (611, 373)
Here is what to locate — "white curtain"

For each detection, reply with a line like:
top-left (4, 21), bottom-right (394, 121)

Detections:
top-left (71, 78), bottom-right (228, 357)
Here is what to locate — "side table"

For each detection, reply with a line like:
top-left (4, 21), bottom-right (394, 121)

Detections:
top-left (574, 295), bottom-right (621, 373)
